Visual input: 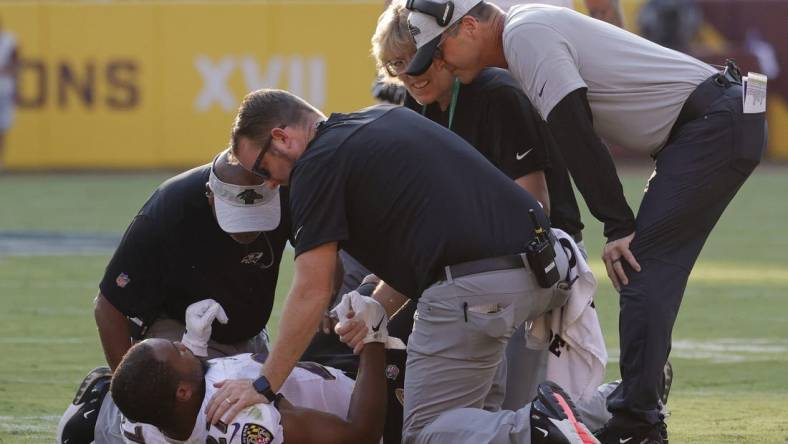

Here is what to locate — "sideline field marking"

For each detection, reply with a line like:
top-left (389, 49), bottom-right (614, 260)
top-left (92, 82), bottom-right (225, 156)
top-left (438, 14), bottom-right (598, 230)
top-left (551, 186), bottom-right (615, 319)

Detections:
top-left (587, 260), bottom-right (788, 285)
top-left (0, 337), bottom-right (92, 344)
top-left (607, 338), bottom-right (788, 363)
top-left (0, 280), bottom-right (96, 290)
top-left (0, 416), bottom-right (59, 421)
top-left (0, 415), bottom-right (59, 433)
top-left (0, 231), bottom-right (296, 257)
top-left (0, 231), bottom-right (119, 257)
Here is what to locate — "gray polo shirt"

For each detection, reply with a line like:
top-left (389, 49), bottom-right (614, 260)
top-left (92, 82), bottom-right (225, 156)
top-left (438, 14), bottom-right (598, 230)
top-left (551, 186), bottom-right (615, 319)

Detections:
top-left (503, 5), bottom-right (717, 154)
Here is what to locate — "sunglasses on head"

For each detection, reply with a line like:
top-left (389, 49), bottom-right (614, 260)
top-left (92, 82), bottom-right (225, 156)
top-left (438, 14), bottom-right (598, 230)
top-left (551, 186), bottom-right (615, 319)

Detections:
top-left (406, 0), bottom-right (455, 26)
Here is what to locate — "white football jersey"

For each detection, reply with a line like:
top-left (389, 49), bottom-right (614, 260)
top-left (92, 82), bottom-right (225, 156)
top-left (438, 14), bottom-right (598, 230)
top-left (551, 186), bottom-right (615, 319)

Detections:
top-left (120, 353), bottom-right (355, 444)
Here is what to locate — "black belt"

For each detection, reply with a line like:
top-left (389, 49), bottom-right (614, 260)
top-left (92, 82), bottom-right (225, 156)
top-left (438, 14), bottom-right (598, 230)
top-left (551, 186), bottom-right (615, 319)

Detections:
top-left (437, 254), bottom-right (526, 282)
top-left (660, 60), bottom-right (742, 156)
top-left (436, 232), bottom-right (558, 282)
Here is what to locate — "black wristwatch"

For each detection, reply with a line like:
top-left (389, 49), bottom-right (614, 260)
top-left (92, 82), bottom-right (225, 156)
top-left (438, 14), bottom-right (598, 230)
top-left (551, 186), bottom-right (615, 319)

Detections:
top-left (252, 375), bottom-right (276, 403)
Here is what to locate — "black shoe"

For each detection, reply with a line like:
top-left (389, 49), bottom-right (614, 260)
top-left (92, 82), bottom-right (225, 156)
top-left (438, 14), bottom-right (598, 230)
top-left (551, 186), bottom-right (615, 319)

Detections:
top-left (56, 366), bottom-right (112, 444)
top-left (531, 381), bottom-right (599, 444)
top-left (594, 420), bottom-right (667, 444)
top-left (658, 422), bottom-right (669, 444)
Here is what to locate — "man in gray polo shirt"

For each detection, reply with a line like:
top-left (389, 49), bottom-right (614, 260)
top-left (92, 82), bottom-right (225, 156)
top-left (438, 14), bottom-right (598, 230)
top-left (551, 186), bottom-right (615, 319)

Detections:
top-left (405, 1), bottom-right (766, 443)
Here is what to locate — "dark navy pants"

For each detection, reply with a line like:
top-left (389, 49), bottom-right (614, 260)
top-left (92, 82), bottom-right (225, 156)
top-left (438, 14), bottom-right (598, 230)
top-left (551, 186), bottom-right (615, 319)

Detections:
top-left (607, 83), bottom-right (766, 426)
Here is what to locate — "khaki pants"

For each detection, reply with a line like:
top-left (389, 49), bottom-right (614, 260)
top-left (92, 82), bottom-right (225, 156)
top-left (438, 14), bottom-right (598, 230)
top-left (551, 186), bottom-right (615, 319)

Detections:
top-left (403, 246), bottom-right (571, 444)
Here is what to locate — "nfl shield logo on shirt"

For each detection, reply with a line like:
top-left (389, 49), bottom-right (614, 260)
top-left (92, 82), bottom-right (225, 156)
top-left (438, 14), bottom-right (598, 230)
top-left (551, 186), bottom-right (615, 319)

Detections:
top-left (115, 272), bottom-right (131, 288)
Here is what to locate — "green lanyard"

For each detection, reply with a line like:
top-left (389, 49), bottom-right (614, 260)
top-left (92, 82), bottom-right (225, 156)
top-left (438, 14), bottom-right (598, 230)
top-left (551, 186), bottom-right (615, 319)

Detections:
top-left (422, 77), bottom-right (461, 131)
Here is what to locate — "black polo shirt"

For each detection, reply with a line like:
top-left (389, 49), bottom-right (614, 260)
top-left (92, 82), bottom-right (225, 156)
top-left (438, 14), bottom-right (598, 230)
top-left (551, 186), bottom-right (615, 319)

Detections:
top-left (99, 165), bottom-right (291, 344)
top-left (404, 68), bottom-right (584, 238)
top-left (289, 105), bottom-right (547, 299)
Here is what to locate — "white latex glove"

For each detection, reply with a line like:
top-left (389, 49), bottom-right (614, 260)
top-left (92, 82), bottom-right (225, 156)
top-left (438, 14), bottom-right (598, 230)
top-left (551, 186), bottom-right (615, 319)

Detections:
top-left (331, 291), bottom-right (405, 350)
top-left (181, 299), bottom-right (229, 357)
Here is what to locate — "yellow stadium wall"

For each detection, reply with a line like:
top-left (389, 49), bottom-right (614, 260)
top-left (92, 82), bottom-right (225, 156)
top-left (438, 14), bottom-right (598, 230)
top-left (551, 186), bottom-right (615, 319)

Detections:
top-left (2, 0), bottom-right (787, 169)
top-left (2, 1), bottom-right (383, 169)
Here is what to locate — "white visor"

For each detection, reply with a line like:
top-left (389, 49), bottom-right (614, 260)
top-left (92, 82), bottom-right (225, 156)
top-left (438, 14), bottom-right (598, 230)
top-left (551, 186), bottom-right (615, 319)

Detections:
top-left (209, 154), bottom-right (281, 233)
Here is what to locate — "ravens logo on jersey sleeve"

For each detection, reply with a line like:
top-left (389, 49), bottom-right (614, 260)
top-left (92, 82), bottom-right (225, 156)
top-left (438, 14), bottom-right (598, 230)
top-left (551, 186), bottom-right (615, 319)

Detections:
top-left (241, 423), bottom-right (274, 444)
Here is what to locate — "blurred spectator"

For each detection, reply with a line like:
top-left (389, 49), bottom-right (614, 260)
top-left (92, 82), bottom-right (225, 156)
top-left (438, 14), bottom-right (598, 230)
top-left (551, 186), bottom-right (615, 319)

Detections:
top-left (745, 29), bottom-right (779, 79)
top-left (490, 0), bottom-right (624, 27)
top-left (639, 0), bottom-right (702, 52)
top-left (0, 17), bottom-right (19, 169)
top-left (490, 0), bottom-right (573, 12)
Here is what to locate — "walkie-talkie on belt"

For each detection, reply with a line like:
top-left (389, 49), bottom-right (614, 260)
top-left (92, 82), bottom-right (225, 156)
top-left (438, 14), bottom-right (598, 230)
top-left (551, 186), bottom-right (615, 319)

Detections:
top-left (526, 209), bottom-right (560, 288)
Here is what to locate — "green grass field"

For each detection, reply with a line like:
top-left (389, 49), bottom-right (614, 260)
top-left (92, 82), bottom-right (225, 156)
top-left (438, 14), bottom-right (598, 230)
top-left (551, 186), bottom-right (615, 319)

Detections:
top-left (1, 166), bottom-right (787, 443)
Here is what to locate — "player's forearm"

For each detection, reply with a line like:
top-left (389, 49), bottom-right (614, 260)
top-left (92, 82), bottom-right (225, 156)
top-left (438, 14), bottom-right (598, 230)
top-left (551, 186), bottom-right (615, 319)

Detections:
top-left (372, 282), bottom-right (409, 319)
top-left (279, 343), bottom-right (385, 444)
top-left (345, 343), bottom-right (387, 442)
top-left (94, 292), bottom-right (132, 370)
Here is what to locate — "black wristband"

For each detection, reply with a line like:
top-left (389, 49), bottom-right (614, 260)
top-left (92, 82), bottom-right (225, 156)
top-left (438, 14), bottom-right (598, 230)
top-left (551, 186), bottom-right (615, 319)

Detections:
top-left (252, 375), bottom-right (276, 403)
top-left (273, 393), bottom-right (286, 409)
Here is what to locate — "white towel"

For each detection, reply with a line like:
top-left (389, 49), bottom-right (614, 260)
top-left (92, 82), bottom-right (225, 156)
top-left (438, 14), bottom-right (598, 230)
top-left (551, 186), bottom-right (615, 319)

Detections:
top-left (526, 229), bottom-right (608, 402)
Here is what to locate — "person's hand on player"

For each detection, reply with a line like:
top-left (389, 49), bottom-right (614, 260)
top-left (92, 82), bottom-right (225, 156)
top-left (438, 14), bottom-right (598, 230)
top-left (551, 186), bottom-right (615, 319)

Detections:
top-left (602, 232), bottom-right (641, 291)
top-left (205, 379), bottom-right (266, 425)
